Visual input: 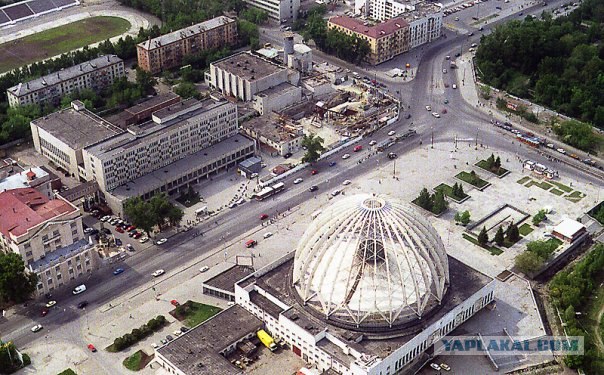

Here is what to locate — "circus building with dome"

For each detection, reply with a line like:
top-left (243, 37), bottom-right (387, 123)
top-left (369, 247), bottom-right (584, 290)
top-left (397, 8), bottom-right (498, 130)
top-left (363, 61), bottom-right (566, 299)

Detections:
top-left (232, 194), bottom-right (496, 374)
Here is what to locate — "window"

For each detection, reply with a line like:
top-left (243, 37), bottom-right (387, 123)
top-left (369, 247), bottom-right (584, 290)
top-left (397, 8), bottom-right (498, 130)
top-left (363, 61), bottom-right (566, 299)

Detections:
top-left (52, 230), bottom-right (59, 237)
top-left (24, 243), bottom-right (31, 249)
top-left (57, 274), bottom-right (62, 280)
top-left (26, 250), bottom-right (32, 257)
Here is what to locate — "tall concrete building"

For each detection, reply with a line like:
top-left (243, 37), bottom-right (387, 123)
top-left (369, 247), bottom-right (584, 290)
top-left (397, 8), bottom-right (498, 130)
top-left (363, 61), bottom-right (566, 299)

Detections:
top-left (0, 188), bottom-right (99, 296)
top-left (328, 16), bottom-right (410, 65)
top-left (244, 0), bottom-right (300, 23)
top-left (137, 16), bottom-right (238, 74)
top-left (7, 55), bottom-right (124, 107)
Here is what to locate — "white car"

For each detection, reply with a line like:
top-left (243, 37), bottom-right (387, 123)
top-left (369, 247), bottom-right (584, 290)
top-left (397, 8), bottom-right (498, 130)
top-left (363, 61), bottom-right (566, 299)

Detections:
top-left (156, 238), bottom-right (167, 245)
top-left (100, 215), bottom-right (110, 222)
top-left (388, 130), bottom-right (396, 136)
top-left (331, 190), bottom-right (341, 197)
top-left (452, 84), bottom-right (457, 89)
top-left (31, 324), bottom-right (43, 333)
top-left (45, 300), bottom-right (57, 308)
top-left (293, 178), bottom-right (303, 184)
top-left (442, 68), bottom-right (447, 74)
top-left (369, 140), bottom-right (377, 146)
top-left (263, 232), bottom-right (273, 239)
top-left (430, 363), bottom-right (441, 371)
top-left (151, 343), bottom-right (159, 349)
top-left (342, 180), bottom-right (352, 186)
top-left (139, 236), bottom-right (149, 243)
top-left (556, 148), bottom-right (566, 154)
top-left (425, 105), bottom-right (432, 111)
top-left (199, 266), bottom-right (210, 273)
top-left (342, 154), bottom-right (351, 159)
top-left (72, 284), bottom-right (87, 295)
top-left (84, 227), bottom-right (94, 234)
top-left (432, 112), bottom-right (441, 118)
top-left (174, 330), bottom-right (182, 336)
top-left (152, 269), bottom-right (165, 277)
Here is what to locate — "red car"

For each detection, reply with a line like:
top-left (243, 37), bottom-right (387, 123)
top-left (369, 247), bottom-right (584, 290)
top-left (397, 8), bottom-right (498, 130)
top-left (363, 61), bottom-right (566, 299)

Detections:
top-left (260, 214), bottom-right (269, 220)
top-left (171, 299), bottom-right (180, 307)
top-left (41, 308), bottom-right (48, 317)
top-left (115, 226), bottom-right (124, 233)
top-left (87, 344), bottom-right (97, 352)
top-left (246, 239), bottom-right (257, 248)
top-left (311, 169), bottom-right (318, 175)
top-left (353, 145), bottom-right (363, 152)
top-left (133, 232), bottom-right (143, 239)
top-left (126, 225), bottom-right (136, 232)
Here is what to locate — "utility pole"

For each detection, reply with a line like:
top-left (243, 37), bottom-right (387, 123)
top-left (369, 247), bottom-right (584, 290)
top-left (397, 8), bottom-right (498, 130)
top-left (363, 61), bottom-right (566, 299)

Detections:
top-left (393, 158), bottom-right (396, 177)
top-left (431, 128), bottom-right (434, 149)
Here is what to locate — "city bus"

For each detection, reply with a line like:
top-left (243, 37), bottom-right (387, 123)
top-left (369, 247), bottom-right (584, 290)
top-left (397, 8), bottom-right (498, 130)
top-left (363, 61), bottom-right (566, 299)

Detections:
top-left (255, 182), bottom-right (286, 201)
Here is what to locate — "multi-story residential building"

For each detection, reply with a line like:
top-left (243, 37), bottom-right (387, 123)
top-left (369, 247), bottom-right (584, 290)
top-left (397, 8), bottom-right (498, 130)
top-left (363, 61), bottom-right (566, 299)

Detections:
top-left (207, 51), bottom-right (300, 101)
top-left (0, 166), bottom-right (54, 200)
top-left (7, 55), bottom-right (124, 107)
top-left (400, 3), bottom-right (443, 49)
top-left (136, 16), bottom-right (237, 74)
top-left (244, 0), bottom-right (300, 23)
top-left (0, 188), bottom-right (99, 296)
top-left (328, 16), bottom-right (410, 65)
top-left (30, 101), bottom-right (122, 179)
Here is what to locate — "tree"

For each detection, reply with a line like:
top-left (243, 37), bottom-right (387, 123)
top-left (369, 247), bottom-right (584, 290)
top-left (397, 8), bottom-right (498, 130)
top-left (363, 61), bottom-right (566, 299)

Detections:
top-left (0, 252), bottom-right (37, 303)
top-left (135, 67), bottom-right (156, 94)
top-left (460, 210), bottom-right (471, 225)
top-left (553, 120), bottom-right (597, 151)
top-left (174, 82), bottom-right (199, 99)
top-left (506, 223), bottom-right (520, 242)
top-left (494, 226), bottom-right (505, 246)
top-left (301, 133), bottom-right (325, 163)
top-left (124, 197), bottom-right (156, 235)
top-left (477, 227), bottom-right (489, 246)
top-left (515, 251), bottom-right (544, 274)
top-left (0, 341), bottom-right (26, 372)
top-left (416, 188), bottom-right (433, 211)
top-left (432, 190), bottom-right (448, 214)
top-left (532, 209), bottom-right (547, 226)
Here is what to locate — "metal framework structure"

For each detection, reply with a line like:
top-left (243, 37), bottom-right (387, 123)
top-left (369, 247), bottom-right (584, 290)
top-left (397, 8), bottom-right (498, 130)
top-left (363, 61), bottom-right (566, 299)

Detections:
top-left (293, 194), bottom-right (449, 328)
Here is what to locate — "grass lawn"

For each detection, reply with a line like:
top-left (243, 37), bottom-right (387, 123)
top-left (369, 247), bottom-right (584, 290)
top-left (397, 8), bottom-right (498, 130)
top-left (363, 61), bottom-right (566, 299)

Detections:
top-left (123, 350), bottom-right (153, 371)
top-left (566, 191), bottom-right (586, 203)
top-left (58, 370), bottom-right (77, 375)
top-left (475, 160), bottom-right (509, 176)
top-left (519, 223), bottom-right (534, 236)
top-left (550, 188), bottom-right (564, 196)
top-left (434, 183), bottom-right (468, 202)
top-left (456, 171), bottom-right (489, 189)
top-left (526, 180), bottom-right (553, 190)
top-left (517, 176), bottom-right (530, 185)
top-left (550, 181), bottom-right (573, 193)
top-left (0, 17), bottom-right (131, 73)
top-left (462, 233), bottom-right (503, 255)
top-left (171, 301), bottom-right (222, 328)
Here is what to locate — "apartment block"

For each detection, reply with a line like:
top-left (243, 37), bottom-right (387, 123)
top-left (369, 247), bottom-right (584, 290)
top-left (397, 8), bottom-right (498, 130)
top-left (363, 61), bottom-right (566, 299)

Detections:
top-left (0, 188), bottom-right (99, 296)
top-left (328, 16), bottom-right (410, 65)
top-left (137, 16), bottom-right (238, 74)
top-left (244, 0), bottom-right (300, 23)
top-left (7, 55), bottom-right (124, 107)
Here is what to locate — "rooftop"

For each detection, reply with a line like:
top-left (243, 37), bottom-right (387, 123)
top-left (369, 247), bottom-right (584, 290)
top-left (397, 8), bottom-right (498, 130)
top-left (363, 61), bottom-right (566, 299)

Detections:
top-left (553, 218), bottom-right (586, 238)
top-left (29, 239), bottom-right (91, 272)
top-left (256, 82), bottom-right (300, 99)
top-left (8, 55), bottom-right (123, 97)
top-left (241, 115), bottom-right (303, 144)
top-left (204, 265), bottom-right (255, 294)
top-left (138, 16), bottom-right (235, 50)
top-left (156, 305), bottom-right (262, 375)
top-left (125, 93), bottom-right (181, 116)
top-left (400, 2), bottom-right (443, 20)
top-left (0, 166), bottom-right (49, 191)
top-left (328, 16), bottom-right (409, 39)
top-left (213, 52), bottom-right (285, 82)
top-left (31, 105), bottom-right (122, 150)
top-left (0, 188), bottom-right (77, 238)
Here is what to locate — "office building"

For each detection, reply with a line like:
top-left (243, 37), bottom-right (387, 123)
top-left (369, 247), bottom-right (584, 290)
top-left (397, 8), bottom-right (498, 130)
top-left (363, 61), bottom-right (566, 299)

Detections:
top-left (328, 16), bottom-right (410, 65)
top-left (244, 0), bottom-right (300, 23)
top-left (137, 16), bottom-right (237, 74)
top-left (7, 55), bottom-right (124, 107)
top-left (0, 188), bottom-right (99, 296)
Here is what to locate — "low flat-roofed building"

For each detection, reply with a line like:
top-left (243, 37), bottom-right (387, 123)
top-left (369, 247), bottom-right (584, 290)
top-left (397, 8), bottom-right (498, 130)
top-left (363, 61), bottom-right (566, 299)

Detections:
top-left (30, 101), bottom-right (122, 179)
top-left (552, 218), bottom-right (587, 243)
top-left (208, 52), bottom-right (300, 101)
top-left (252, 82), bottom-right (302, 115)
top-left (241, 115), bottom-right (303, 156)
top-left (107, 93), bottom-right (181, 128)
top-left (0, 166), bottom-right (53, 199)
top-left (202, 264), bottom-right (255, 301)
top-left (7, 55), bottom-right (124, 107)
top-left (155, 305), bottom-right (263, 375)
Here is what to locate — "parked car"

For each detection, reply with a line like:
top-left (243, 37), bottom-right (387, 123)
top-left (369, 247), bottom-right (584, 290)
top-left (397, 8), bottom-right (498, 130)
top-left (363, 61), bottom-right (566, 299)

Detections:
top-left (263, 232), bottom-right (273, 239)
top-left (115, 238), bottom-right (122, 246)
top-left (430, 363), bottom-right (441, 371)
top-left (432, 112), bottom-right (441, 118)
top-left (452, 84), bottom-right (457, 89)
top-left (260, 214), bottom-right (269, 220)
top-left (245, 239), bottom-right (257, 248)
top-left (425, 105), bottom-right (432, 111)
top-left (388, 130), bottom-right (396, 136)
top-left (180, 327), bottom-right (189, 333)
top-left (139, 236), bottom-right (149, 243)
top-left (199, 266), bottom-right (210, 273)
top-left (41, 308), bottom-right (49, 317)
top-left (152, 269), bottom-right (165, 277)
top-left (166, 335), bottom-right (174, 342)
top-left (440, 363), bottom-right (451, 371)
top-left (293, 178), bottom-right (303, 184)
top-left (45, 300), bottom-right (57, 308)
top-left (84, 227), bottom-right (94, 234)
top-left (160, 339), bottom-right (168, 345)
top-left (342, 180), bottom-right (352, 185)
top-left (113, 268), bottom-right (125, 276)
top-left (170, 300), bottom-right (180, 307)
top-left (283, 152), bottom-right (293, 158)
top-left (115, 226), bottom-right (124, 233)
top-left (133, 232), bottom-right (143, 239)
top-left (151, 343), bottom-right (159, 349)
top-left (73, 284), bottom-right (87, 295)
top-left (342, 154), bottom-right (351, 159)
top-left (331, 190), bottom-right (341, 197)
top-left (126, 244), bottom-right (134, 252)
top-left (87, 344), bottom-right (97, 352)
top-left (388, 152), bottom-right (398, 159)
top-left (369, 140), bottom-right (377, 146)
top-left (156, 238), bottom-right (167, 245)
top-left (31, 324), bottom-right (43, 333)
top-left (77, 301), bottom-right (89, 309)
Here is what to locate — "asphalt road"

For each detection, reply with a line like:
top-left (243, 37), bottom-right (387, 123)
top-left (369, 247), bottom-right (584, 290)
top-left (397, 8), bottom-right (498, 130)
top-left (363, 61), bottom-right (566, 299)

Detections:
top-left (1, 0), bottom-right (601, 357)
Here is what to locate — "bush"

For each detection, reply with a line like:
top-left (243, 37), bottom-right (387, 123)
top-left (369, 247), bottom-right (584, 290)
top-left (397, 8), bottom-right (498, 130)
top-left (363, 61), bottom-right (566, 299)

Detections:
top-left (21, 353), bottom-right (31, 367)
top-left (108, 315), bottom-right (167, 352)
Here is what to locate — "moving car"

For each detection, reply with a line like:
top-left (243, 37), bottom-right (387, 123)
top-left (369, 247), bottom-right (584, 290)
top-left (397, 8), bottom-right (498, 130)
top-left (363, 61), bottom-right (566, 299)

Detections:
top-left (452, 84), bottom-right (457, 89)
top-left (77, 301), bottom-right (89, 309)
top-left (245, 239), bottom-right (257, 248)
top-left (87, 344), bottom-right (97, 352)
top-left (425, 105), bottom-right (432, 111)
top-left (311, 169), bottom-right (318, 175)
top-left (126, 244), bottom-right (134, 252)
top-left (309, 185), bottom-right (318, 192)
top-left (72, 284), bottom-right (86, 295)
top-left (342, 180), bottom-right (352, 186)
top-left (388, 152), bottom-right (398, 159)
top-left (171, 300), bottom-right (180, 307)
top-left (45, 300), bottom-right (57, 308)
top-left (353, 145), bottom-right (363, 152)
top-left (329, 161), bottom-right (337, 167)
top-left (369, 140), bottom-right (377, 146)
top-left (342, 154), bottom-right (351, 159)
top-left (41, 308), bottom-right (49, 317)
top-left (199, 266), bottom-right (210, 273)
top-left (113, 268), bottom-right (124, 276)
top-left (260, 214), bottom-right (269, 220)
top-left (152, 269), bottom-right (165, 277)
top-left (331, 190), bottom-right (341, 197)
top-left (263, 232), bottom-right (273, 239)
top-left (293, 178), bottom-right (303, 184)
top-left (432, 112), bottom-right (441, 118)
top-left (156, 238), bottom-right (167, 245)
top-left (388, 130), bottom-right (396, 136)
top-left (31, 324), bottom-right (43, 333)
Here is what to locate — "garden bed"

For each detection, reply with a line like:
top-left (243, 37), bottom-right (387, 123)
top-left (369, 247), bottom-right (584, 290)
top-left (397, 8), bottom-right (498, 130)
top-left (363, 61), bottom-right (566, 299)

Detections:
top-left (462, 233), bottom-right (503, 255)
top-left (434, 183), bottom-right (470, 203)
top-left (123, 350), bottom-right (153, 371)
top-left (170, 301), bottom-right (222, 328)
top-left (519, 223), bottom-right (534, 236)
top-left (475, 160), bottom-right (509, 177)
top-left (455, 171), bottom-right (490, 189)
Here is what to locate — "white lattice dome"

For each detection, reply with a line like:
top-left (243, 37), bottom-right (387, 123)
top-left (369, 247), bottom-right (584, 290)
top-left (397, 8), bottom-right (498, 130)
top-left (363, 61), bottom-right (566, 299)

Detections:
top-left (292, 194), bottom-right (449, 329)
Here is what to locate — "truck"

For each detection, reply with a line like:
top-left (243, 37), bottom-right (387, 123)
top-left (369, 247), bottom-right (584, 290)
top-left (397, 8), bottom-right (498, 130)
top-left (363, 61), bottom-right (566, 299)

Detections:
top-left (257, 329), bottom-right (277, 351)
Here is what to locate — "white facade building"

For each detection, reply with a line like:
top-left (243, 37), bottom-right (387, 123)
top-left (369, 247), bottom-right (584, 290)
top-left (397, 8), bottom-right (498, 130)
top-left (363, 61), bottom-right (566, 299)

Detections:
top-left (244, 0), bottom-right (300, 22)
top-left (0, 167), bottom-right (53, 200)
top-left (7, 55), bottom-right (124, 107)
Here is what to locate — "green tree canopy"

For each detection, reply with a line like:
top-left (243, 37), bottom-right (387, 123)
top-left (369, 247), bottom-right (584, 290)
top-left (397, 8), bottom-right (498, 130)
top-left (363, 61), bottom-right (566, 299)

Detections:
top-left (301, 133), bottom-right (325, 163)
top-left (477, 227), bottom-right (489, 245)
top-left (174, 82), bottom-right (199, 99)
top-left (0, 252), bottom-right (37, 303)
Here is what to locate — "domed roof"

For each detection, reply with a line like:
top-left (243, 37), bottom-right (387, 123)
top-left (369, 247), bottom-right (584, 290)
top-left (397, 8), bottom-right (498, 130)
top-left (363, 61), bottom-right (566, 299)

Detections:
top-left (292, 194), bottom-right (449, 329)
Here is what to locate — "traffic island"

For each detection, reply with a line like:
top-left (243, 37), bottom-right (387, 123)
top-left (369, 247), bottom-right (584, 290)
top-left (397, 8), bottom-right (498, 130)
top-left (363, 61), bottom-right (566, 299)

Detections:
top-left (170, 301), bottom-right (222, 327)
top-left (434, 182), bottom-right (470, 203)
top-left (475, 157), bottom-right (510, 178)
top-left (123, 350), bottom-right (154, 372)
top-left (106, 315), bottom-right (167, 352)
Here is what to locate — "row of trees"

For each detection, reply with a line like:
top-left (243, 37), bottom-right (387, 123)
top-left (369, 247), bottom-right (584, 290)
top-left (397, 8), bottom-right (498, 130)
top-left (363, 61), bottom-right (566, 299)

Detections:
top-left (482, 154), bottom-right (503, 174)
top-left (415, 188), bottom-right (448, 215)
top-left (475, 0), bottom-right (604, 129)
top-left (0, 252), bottom-right (37, 304)
top-left (111, 315), bottom-right (167, 351)
top-left (478, 223), bottom-right (520, 247)
top-left (549, 244), bottom-right (604, 370)
top-left (124, 193), bottom-right (184, 234)
top-left (552, 119), bottom-right (598, 152)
